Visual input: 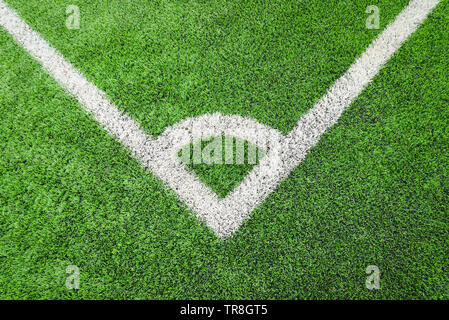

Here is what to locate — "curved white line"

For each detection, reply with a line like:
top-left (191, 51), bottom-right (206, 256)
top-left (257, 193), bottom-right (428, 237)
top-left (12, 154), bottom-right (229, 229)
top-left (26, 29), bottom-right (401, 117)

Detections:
top-left (0, 0), bottom-right (440, 238)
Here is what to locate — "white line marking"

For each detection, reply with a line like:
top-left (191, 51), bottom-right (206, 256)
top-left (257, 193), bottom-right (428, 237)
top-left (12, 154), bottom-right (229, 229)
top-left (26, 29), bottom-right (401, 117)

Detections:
top-left (0, 0), bottom-right (440, 238)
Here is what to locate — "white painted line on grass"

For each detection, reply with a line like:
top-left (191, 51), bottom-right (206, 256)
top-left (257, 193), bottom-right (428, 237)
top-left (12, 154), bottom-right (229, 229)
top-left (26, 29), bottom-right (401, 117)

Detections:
top-left (222, 0), bottom-right (441, 235)
top-left (0, 0), bottom-right (440, 238)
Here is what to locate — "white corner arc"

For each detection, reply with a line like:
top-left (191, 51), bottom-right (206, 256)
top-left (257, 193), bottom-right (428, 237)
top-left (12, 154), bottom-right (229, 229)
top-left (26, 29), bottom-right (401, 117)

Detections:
top-left (0, 0), bottom-right (440, 238)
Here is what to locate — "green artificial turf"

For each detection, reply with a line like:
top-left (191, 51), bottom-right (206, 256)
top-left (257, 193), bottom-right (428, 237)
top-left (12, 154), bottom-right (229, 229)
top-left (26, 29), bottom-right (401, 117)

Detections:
top-left (1, 0), bottom-right (448, 299)
top-left (179, 136), bottom-right (264, 198)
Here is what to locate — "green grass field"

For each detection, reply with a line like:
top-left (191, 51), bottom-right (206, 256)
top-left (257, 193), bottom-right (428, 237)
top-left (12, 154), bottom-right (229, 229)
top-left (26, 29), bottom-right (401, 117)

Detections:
top-left (1, 0), bottom-right (448, 299)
